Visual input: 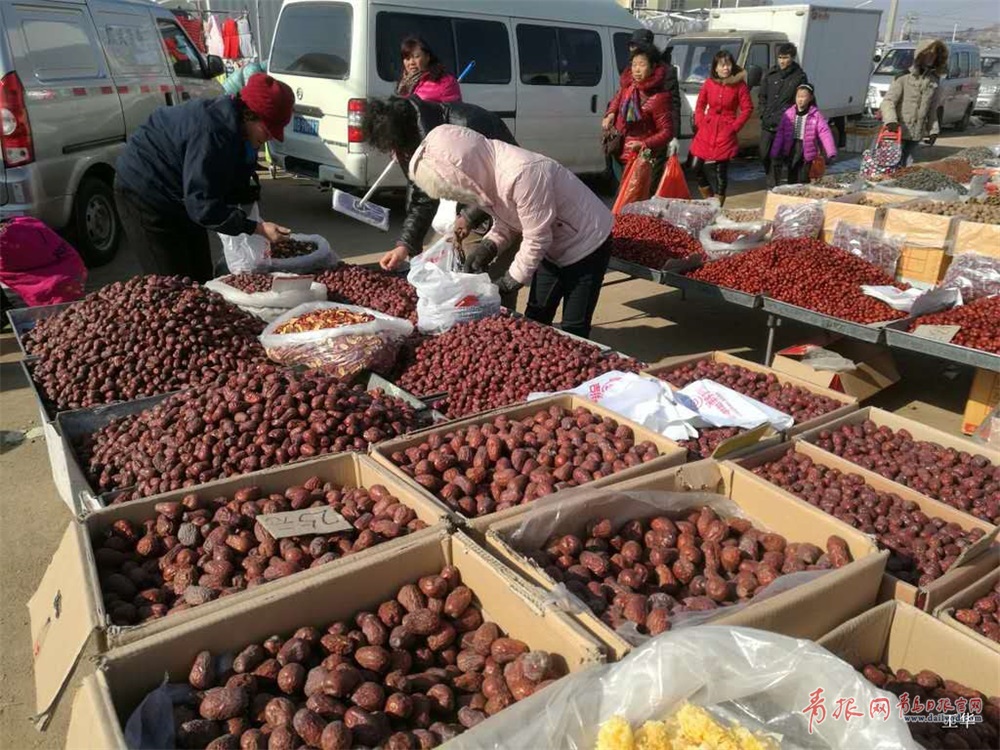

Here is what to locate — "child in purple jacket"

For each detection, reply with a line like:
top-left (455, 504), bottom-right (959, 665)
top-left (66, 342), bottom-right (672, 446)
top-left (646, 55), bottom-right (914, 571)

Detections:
top-left (769, 83), bottom-right (837, 184)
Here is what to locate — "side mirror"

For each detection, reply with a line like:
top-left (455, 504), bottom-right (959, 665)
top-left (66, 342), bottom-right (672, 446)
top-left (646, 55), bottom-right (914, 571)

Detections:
top-left (206, 54), bottom-right (225, 78)
top-left (873, 54), bottom-right (882, 63)
top-left (746, 65), bottom-right (763, 88)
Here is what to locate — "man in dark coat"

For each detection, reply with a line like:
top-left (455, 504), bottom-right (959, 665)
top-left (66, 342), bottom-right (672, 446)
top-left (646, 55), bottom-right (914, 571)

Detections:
top-left (363, 96), bottom-right (516, 271)
top-left (758, 43), bottom-right (808, 188)
top-left (114, 74), bottom-right (294, 281)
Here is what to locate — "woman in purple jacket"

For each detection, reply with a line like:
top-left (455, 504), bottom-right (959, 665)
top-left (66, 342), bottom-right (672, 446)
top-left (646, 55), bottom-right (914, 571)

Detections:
top-left (769, 84), bottom-right (837, 185)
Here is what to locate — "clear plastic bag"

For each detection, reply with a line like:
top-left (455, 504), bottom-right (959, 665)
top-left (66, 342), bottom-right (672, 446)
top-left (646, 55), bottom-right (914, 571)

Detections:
top-left (408, 237), bottom-right (501, 335)
top-left (621, 196), bottom-right (720, 223)
top-left (831, 222), bottom-right (904, 278)
top-left (941, 252), bottom-right (1000, 302)
top-left (447, 625), bottom-right (919, 750)
top-left (219, 204), bottom-right (340, 273)
top-left (664, 200), bottom-right (720, 237)
top-left (698, 222), bottom-right (771, 260)
top-left (266, 233), bottom-right (339, 274)
top-left (260, 301), bottom-right (413, 378)
top-left (204, 273), bottom-right (328, 321)
top-left (973, 405), bottom-right (1000, 449)
top-left (772, 202), bottom-right (825, 240)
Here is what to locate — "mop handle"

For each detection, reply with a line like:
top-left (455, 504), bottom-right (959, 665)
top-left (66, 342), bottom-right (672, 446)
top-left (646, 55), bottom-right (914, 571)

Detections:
top-left (457, 61), bottom-right (475, 81)
top-left (357, 159), bottom-right (396, 208)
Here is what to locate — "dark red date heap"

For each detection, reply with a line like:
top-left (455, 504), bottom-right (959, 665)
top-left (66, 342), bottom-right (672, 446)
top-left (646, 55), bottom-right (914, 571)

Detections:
top-left (953, 580), bottom-right (1000, 644)
top-left (906, 296), bottom-right (1000, 354)
top-left (753, 451), bottom-right (987, 586)
top-left (611, 214), bottom-right (705, 269)
top-left (317, 265), bottom-right (418, 323)
top-left (220, 274), bottom-right (284, 294)
top-left (689, 239), bottom-right (908, 323)
top-left (809, 420), bottom-right (1000, 524)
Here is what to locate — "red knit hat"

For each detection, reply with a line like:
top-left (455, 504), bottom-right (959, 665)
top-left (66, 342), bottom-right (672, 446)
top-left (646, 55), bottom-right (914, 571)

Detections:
top-left (241, 74), bottom-right (294, 142)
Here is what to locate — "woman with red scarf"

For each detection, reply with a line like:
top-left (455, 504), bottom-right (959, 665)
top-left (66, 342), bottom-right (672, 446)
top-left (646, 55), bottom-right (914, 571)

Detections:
top-left (602, 47), bottom-right (672, 186)
top-left (396, 36), bottom-right (461, 103)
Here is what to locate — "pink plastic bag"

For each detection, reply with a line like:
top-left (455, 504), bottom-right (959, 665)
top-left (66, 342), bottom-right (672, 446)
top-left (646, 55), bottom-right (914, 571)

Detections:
top-left (0, 217), bottom-right (86, 305)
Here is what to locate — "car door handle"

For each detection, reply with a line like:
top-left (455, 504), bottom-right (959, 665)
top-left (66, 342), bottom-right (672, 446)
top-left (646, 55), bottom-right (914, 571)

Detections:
top-left (164, 92), bottom-right (174, 106)
top-left (590, 95), bottom-right (597, 113)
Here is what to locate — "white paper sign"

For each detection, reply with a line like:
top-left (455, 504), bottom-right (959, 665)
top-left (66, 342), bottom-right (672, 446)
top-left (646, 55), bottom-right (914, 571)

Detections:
top-left (912, 324), bottom-right (961, 343)
top-left (257, 507), bottom-right (352, 539)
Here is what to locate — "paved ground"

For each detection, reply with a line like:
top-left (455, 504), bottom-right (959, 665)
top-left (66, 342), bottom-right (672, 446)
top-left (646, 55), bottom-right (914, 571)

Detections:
top-left (1, 123), bottom-right (997, 748)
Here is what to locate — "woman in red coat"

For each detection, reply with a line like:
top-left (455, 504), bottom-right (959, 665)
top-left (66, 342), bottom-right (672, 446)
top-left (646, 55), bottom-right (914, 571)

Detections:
top-left (689, 50), bottom-right (753, 205)
top-left (602, 47), bottom-right (672, 186)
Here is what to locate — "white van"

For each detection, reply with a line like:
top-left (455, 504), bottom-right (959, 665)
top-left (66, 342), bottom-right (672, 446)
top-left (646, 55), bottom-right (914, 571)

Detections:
top-left (0, 0), bottom-right (223, 266)
top-left (267, 0), bottom-right (641, 190)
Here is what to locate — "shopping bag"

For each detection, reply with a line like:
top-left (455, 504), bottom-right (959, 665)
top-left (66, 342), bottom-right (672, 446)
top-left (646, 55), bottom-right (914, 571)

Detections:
top-left (408, 236), bottom-right (501, 334)
top-left (612, 150), bottom-right (654, 215)
top-left (859, 127), bottom-right (903, 180)
top-left (654, 154), bottom-right (690, 199)
top-left (809, 158), bottom-right (826, 182)
top-left (0, 217), bottom-right (87, 306)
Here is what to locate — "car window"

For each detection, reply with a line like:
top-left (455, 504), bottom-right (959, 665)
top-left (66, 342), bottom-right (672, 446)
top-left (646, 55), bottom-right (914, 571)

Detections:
top-left (958, 51), bottom-right (971, 78)
top-left (156, 20), bottom-right (203, 78)
top-left (517, 25), bottom-right (602, 87)
top-left (613, 32), bottom-right (631, 74)
top-left (983, 56), bottom-right (999, 77)
top-left (874, 48), bottom-right (913, 76)
top-left (21, 13), bottom-right (103, 81)
top-left (670, 40), bottom-right (742, 82)
top-left (747, 43), bottom-right (769, 73)
top-left (104, 22), bottom-right (166, 75)
top-left (455, 19), bottom-right (510, 84)
top-left (376, 12), bottom-right (456, 84)
top-left (271, 2), bottom-right (352, 79)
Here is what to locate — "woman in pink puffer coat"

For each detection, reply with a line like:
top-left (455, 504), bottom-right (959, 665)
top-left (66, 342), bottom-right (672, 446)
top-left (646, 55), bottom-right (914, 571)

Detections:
top-left (769, 84), bottom-right (837, 184)
top-left (396, 37), bottom-right (461, 103)
top-left (409, 125), bottom-right (613, 338)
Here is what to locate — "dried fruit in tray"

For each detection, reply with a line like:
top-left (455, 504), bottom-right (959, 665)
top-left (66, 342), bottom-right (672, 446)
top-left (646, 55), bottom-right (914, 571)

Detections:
top-left (809, 419), bottom-right (999, 524)
top-left (909, 200), bottom-right (1000, 225)
top-left (316, 264), bottom-right (418, 323)
top-left (611, 214), bottom-right (705, 269)
top-left (679, 427), bottom-right (743, 461)
top-left (269, 238), bottom-right (319, 259)
top-left (23, 275), bottom-right (266, 412)
top-left (953, 581), bottom-right (1000, 644)
top-left (905, 296), bottom-right (1000, 354)
top-left (921, 158), bottom-right (975, 184)
top-left (812, 170), bottom-right (861, 189)
top-left (720, 208), bottom-right (763, 223)
top-left (886, 168), bottom-right (968, 194)
top-left (219, 274), bottom-right (286, 294)
top-left (386, 404), bottom-right (661, 518)
top-left (392, 313), bottom-right (642, 419)
top-left (274, 308), bottom-right (376, 334)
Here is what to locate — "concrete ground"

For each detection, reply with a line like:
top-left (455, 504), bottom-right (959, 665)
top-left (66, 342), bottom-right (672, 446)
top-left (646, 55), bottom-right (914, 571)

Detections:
top-left (1, 123), bottom-right (997, 748)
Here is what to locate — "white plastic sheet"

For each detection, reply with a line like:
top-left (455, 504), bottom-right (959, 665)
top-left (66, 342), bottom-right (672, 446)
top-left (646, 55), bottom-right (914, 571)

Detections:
top-left (676, 379), bottom-right (794, 432)
top-left (699, 221), bottom-right (771, 260)
top-left (448, 626), bottom-right (920, 750)
top-left (205, 273), bottom-right (328, 322)
top-left (219, 204), bottom-right (339, 273)
top-left (408, 237), bottom-right (500, 335)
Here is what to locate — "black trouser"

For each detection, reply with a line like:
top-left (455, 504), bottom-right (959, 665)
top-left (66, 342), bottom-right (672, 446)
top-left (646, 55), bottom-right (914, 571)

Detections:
top-left (114, 180), bottom-right (213, 283)
top-left (787, 140), bottom-right (810, 184)
top-left (690, 158), bottom-right (729, 197)
top-left (760, 129), bottom-right (780, 188)
top-left (525, 236), bottom-right (611, 339)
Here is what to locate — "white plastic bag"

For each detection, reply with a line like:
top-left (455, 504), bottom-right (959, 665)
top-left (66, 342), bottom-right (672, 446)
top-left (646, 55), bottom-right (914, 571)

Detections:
top-left (408, 237), bottom-right (501, 335)
top-left (219, 204), bottom-right (269, 273)
top-left (448, 626), bottom-right (919, 750)
top-left (772, 202), bottom-right (826, 239)
top-left (205, 273), bottom-right (328, 322)
top-left (266, 233), bottom-right (339, 274)
top-left (941, 252), bottom-right (1000, 302)
top-left (675, 379), bottom-right (794, 432)
top-left (260, 301), bottom-right (413, 378)
top-left (431, 199), bottom-right (459, 236)
top-left (698, 221), bottom-right (771, 260)
top-left (831, 222), bottom-right (903, 277)
top-left (621, 196), bottom-right (720, 222)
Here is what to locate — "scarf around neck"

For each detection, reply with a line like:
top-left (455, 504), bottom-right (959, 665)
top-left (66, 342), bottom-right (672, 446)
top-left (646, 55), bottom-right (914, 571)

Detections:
top-left (397, 69), bottom-right (424, 97)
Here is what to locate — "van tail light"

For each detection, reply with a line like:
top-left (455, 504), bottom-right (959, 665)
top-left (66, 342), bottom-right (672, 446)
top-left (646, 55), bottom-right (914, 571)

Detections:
top-left (0, 72), bottom-right (34, 167)
top-left (348, 98), bottom-right (366, 143)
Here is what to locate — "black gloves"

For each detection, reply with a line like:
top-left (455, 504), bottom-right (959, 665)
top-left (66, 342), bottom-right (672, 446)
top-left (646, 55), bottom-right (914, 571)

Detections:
top-left (462, 240), bottom-right (498, 274)
top-left (924, 135), bottom-right (937, 146)
top-left (496, 273), bottom-right (523, 296)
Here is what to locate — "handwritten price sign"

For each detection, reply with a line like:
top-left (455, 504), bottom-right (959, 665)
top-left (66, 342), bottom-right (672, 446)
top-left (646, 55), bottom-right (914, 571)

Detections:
top-left (257, 507), bottom-right (352, 539)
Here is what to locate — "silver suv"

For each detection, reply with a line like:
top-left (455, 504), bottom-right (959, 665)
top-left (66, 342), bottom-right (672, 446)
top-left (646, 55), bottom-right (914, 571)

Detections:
top-left (0, 0), bottom-right (223, 266)
top-left (976, 50), bottom-right (999, 121)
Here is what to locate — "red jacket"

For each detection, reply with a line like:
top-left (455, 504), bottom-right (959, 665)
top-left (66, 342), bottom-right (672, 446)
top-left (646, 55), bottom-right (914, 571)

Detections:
top-left (690, 73), bottom-right (753, 162)
top-left (607, 66), bottom-right (672, 161)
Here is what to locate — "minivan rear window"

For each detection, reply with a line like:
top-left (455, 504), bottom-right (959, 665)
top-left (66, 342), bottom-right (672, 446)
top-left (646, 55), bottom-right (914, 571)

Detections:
top-left (271, 3), bottom-right (352, 79)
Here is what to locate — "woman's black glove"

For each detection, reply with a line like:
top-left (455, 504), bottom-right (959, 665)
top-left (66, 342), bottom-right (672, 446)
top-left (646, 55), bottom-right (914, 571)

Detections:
top-left (496, 273), bottom-right (523, 296)
top-left (462, 240), bottom-right (498, 274)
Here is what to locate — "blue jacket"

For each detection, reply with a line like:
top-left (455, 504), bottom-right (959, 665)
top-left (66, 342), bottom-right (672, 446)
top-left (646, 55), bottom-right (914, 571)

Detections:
top-left (116, 96), bottom-right (257, 236)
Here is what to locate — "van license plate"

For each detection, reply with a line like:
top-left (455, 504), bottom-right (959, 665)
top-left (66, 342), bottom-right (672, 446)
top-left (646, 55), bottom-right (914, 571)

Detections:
top-left (293, 115), bottom-right (319, 137)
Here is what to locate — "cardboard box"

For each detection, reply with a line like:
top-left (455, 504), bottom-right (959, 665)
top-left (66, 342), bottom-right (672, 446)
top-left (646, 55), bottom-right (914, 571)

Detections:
top-left (954, 219), bottom-right (1000, 258)
top-left (29, 453), bottom-right (452, 723)
top-left (730, 440), bottom-right (998, 612)
top-left (763, 187), bottom-right (845, 221)
top-left (819, 600), bottom-right (1000, 703)
top-left (772, 339), bottom-right (900, 402)
top-left (822, 191), bottom-right (914, 242)
top-left (963, 368), bottom-right (1000, 436)
top-left (882, 205), bottom-right (957, 287)
top-left (935, 568), bottom-right (1000, 655)
top-left (485, 460), bottom-right (887, 660)
top-left (370, 394), bottom-right (688, 535)
top-left (65, 530), bottom-right (604, 749)
top-left (645, 350), bottom-right (858, 436)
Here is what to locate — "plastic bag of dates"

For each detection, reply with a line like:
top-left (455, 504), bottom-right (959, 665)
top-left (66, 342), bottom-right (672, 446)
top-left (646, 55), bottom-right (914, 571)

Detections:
top-left (697, 222), bottom-right (771, 260)
top-left (444, 626), bottom-right (918, 750)
top-left (831, 222), bottom-right (904, 278)
top-left (408, 239), bottom-right (502, 335)
top-left (266, 234), bottom-right (340, 274)
top-left (261, 302), bottom-right (414, 379)
top-left (205, 273), bottom-right (328, 322)
top-left (940, 252), bottom-right (1000, 303)
top-left (771, 202), bottom-right (825, 240)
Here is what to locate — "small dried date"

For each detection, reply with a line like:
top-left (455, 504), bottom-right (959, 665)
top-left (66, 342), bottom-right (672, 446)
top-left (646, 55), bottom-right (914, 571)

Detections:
top-left (953, 579), bottom-right (1000, 644)
top-left (905, 296), bottom-right (1000, 355)
top-left (316, 265), bottom-right (418, 323)
top-left (274, 308), bottom-right (375, 334)
top-left (269, 238), bottom-right (318, 259)
top-left (611, 214), bottom-right (705, 269)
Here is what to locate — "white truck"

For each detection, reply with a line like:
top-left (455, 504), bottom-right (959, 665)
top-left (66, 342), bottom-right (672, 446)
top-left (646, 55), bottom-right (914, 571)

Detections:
top-left (668, 5), bottom-right (882, 153)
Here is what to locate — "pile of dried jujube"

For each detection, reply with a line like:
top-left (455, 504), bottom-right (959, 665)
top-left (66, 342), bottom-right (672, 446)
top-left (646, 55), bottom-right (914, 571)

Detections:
top-left (173, 567), bottom-right (564, 749)
top-left (611, 214), bottom-right (705, 269)
top-left (95, 479), bottom-right (430, 625)
top-left (269, 239), bottom-right (319, 259)
top-left (79, 365), bottom-right (422, 501)
top-left (317, 266), bottom-right (418, 323)
top-left (23, 276), bottom-right (266, 412)
top-left (528, 507), bottom-right (853, 636)
top-left (274, 308), bottom-right (375, 334)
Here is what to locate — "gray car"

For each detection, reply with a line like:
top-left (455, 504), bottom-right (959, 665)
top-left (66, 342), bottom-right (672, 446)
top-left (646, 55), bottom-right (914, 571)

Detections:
top-left (976, 49), bottom-right (999, 121)
top-left (0, 0), bottom-right (224, 266)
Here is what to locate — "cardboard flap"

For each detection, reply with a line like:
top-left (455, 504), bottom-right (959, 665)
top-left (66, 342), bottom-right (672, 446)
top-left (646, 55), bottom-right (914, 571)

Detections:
top-left (66, 672), bottom-right (124, 749)
top-left (952, 527), bottom-right (1000, 569)
top-left (29, 523), bottom-right (103, 719)
top-left (818, 600), bottom-right (898, 667)
top-left (712, 423), bottom-right (771, 459)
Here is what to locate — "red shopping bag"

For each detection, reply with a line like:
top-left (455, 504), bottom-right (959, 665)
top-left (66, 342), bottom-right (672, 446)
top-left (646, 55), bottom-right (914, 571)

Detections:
top-left (655, 154), bottom-right (690, 199)
top-left (612, 151), bottom-right (653, 215)
top-left (809, 159), bottom-right (826, 182)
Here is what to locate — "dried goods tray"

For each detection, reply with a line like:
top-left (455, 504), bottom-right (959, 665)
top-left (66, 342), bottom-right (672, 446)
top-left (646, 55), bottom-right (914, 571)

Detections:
top-left (661, 271), bottom-right (761, 309)
top-left (19, 358), bottom-right (53, 427)
top-left (6, 301), bottom-right (73, 356)
top-left (504, 309), bottom-right (616, 354)
top-left (761, 297), bottom-right (893, 344)
top-left (884, 318), bottom-right (999, 371)
top-left (609, 254), bottom-right (702, 285)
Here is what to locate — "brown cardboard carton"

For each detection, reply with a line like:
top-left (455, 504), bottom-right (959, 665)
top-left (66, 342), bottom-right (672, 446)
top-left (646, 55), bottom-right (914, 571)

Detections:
top-left (963, 368), bottom-right (1000, 436)
top-left (822, 191), bottom-right (914, 242)
top-left (882, 205), bottom-right (957, 287)
top-left (65, 530), bottom-right (604, 749)
top-left (771, 339), bottom-right (900, 402)
top-left (954, 220), bottom-right (1000, 258)
top-left (763, 187), bottom-right (844, 220)
top-left (730, 440), bottom-right (998, 612)
top-left (370, 393), bottom-right (687, 535)
top-left (644, 350), bottom-right (857, 435)
top-left (485, 460), bottom-right (886, 660)
top-left (819, 600), bottom-right (1000, 703)
top-left (29, 453), bottom-right (451, 723)
top-left (935, 568), bottom-right (1000, 655)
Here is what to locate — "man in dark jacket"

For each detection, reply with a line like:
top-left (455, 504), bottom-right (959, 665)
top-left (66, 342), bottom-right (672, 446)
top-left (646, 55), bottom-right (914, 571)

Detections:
top-left (363, 96), bottom-right (516, 272)
top-left (114, 74), bottom-right (294, 282)
top-left (758, 43), bottom-right (808, 188)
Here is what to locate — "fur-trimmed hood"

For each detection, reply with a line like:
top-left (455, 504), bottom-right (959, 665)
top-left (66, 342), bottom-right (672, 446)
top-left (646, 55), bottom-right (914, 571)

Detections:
top-left (913, 39), bottom-right (949, 76)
